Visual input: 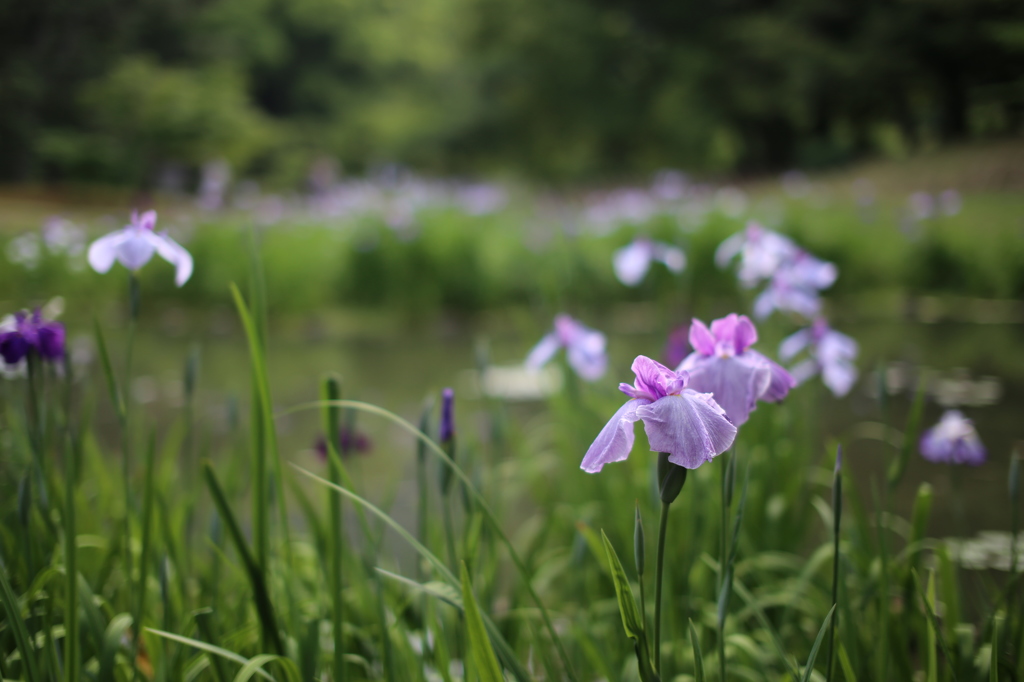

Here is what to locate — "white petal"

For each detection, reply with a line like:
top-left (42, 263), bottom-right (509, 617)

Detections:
top-left (613, 241), bottom-right (653, 286)
top-left (87, 231), bottom-right (129, 274)
top-left (147, 231), bottom-right (193, 286)
top-left (116, 231), bottom-right (157, 271)
top-left (525, 333), bottom-right (561, 369)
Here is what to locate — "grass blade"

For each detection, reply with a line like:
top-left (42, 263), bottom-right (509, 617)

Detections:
top-left (202, 462), bottom-right (284, 656)
top-left (0, 561), bottom-right (43, 682)
top-left (321, 375), bottom-right (346, 682)
top-left (460, 563), bottom-right (504, 682)
top-left (689, 620), bottom-right (705, 682)
top-left (801, 605), bottom-right (836, 682)
top-left (284, 399), bottom-right (579, 682)
top-left (146, 628), bottom-right (274, 681)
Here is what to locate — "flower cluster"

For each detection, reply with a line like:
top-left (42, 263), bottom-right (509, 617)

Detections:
top-left (0, 310), bottom-right (65, 375)
top-left (716, 222), bottom-right (856, 397)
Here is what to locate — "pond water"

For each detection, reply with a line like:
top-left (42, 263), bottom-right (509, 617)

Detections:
top-left (74, 298), bottom-right (1024, 565)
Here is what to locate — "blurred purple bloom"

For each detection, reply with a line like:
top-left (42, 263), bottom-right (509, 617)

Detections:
top-left (715, 222), bottom-right (798, 288)
top-left (314, 427), bottom-right (373, 460)
top-left (439, 387), bottom-right (455, 444)
top-left (908, 192), bottom-right (935, 221)
top-left (677, 314), bottom-right (794, 426)
top-left (581, 356), bottom-right (736, 472)
top-left (526, 314), bottom-right (607, 381)
top-left (613, 238), bottom-right (686, 286)
top-left (939, 189), bottom-right (962, 216)
top-left (664, 324), bottom-right (691, 368)
top-left (88, 210), bottom-right (193, 286)
top-left (0, 310), bottom-right (65, 365)
top-left (919, 410), bottom-right (986, 466)
top-left (753, 250), bottom-right (837, 319)
top-left (779, 318), bottom-right (858, 397)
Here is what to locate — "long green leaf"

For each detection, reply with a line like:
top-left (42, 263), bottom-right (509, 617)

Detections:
top-left (800, 605), bottom-right (836, 682)
top-left (888, 373), bottom-right (926, 487)
top-left (92, 321), bottom-right (125, 421)
top-left (232, 654), bottom-right (302, 682)
top-left (689, 620), bottom-right (705, 682)
top-left (202, 462), bottom-right (284, 655)
top-left (460, 563), bottom-right (504, 682)
top-left (146, 628), bottom-right (275, 681)
top-left (601, 530), bottom-right (644, 639)
top-left (0, 562), bottom-right (42, 682)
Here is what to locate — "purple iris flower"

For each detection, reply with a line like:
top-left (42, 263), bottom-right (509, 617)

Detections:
top-left (919, 410), bottom-right (986, 466)
top-left (0, 310), bottom-right (65, 366)
top-left (779, 318), bottom-right (858, 397)
top-left (676, 314), bottom-right (794, 426)
top-left (439, 387), bottom-right (455, 444)
top-left (581, 356), bottom-right (736, 473)
top-left (87, 210), bottom-right (193, 286)
top-left (753, 250), bottom-right (837, 319)
top-left (715, 222), bottom-right (798, 288)
top-left (664, 323), bottom-right (690, 368)
top-left (612, 238), bottom-right (686, 286)
top-left (526, 314), bottom-right (607, 381)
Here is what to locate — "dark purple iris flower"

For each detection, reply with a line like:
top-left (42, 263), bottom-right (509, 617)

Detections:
top-left (664, 323), bottom-right (691, 368)
top-left (581, 355), bottom-right (736, 473)
top-left (0, 310), bottom-right (65, 365)
top-left (919, 410), bottom-right (986, 466)
top-left (676, 314), bottom-right (794, 427)
top-left (439, 387), bottom-right (455, 444)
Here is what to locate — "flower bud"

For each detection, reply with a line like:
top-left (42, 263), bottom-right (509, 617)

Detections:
top-left (657, 452), bottom-right (688, 505)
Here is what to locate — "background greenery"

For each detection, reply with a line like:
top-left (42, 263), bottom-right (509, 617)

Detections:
top-left (3, 0), bottom-right (1024, 184)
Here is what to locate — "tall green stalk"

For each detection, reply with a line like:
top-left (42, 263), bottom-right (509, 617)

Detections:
top-left (654, 453), bottom-right (687, 676)
top-left (321, 375), bottom-right (346, 682)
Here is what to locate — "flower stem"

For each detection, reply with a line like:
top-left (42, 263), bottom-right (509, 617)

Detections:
top-left (654, 500), bottom-right (670, 675)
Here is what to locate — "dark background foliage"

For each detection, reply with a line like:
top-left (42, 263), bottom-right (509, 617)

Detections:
top-left (2, 0), bottom-right (1023, 184)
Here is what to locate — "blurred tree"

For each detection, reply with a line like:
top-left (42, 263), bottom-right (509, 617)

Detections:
top-left (0, 0), bottom-right (1021, 184)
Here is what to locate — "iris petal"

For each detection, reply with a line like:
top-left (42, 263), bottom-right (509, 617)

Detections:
top-left (580, 399), bottom-right (649, 472)
top-left (87, 231), bottom-right (129, 274)
top-left (636, 391), bottom-right (736, 469)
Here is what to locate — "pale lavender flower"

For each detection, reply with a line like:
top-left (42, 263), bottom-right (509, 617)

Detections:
top-left (677, 314), bottom-right (794, 426)
top-left (753, 250), bottom-right (837, 319)
top-left (581, 355), bottom-right (736, 472)
top-left (87, 210), bottom-right (193, 286)
top-left (779, 318), bottom-right (858, 397)
top-left (613, 238), bottom-right (686, 286)
top-left (715, 222), bottom-right (799, 288)
top-left (908, 192), bottom-right (935, 221)
top-left (939, 189), bottom-right (962, 216)
top-left (919, 410), bottom-right (986, 466)
top-left (526, 314), bottom-right (607, 381)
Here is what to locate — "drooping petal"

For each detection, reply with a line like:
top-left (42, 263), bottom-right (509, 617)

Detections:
top-left (116, 231), bottom-right (157, 271)
top-left (146, 231), bottom-right (194, 286)
top-left (789, 359), bottom-right (820, 385)
top-left (714, 232), bottom-right (745, 268)
top-left (821, 360), bottom-right (857, 397)
top-left (613, 240), bottom-right (654, 286)
top-left (636, 390), bottom-right (736, 469)
top-left (525, 332), bottom-right (561, 369)
top-left (681, 353), bottom-right (771, 426)
top-left (688, 319), bottom-right (716, 356)
top-left (746, 350), bottom-right (795, 402)
top-left (87, 230), bottom-right (129, 274)
top-left (779, 329), bottom-right (811, 360)
top-left (35, 323), bottom-right (65, 360)
top-left (581, 399), bottom-right (649, 472)
top-left (733, 316), bottom-right (758, 353)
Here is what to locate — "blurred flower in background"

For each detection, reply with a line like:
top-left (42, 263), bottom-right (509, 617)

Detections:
top-left (919, 410), bottom-right (986, 465)
top-left (88, 210), bottom-right (193, 286)
top-left (779, 318), bottom-right (859, 397)
top-left (526, 314), bottom-right (607, 381)
top-left (612, 237), bottom-right (686, 286)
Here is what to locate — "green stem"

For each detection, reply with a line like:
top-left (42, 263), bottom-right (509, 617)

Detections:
top-left (654, 501), bottom-right (670, 675)
top-left (443, 493), bottom-right (458, 571)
